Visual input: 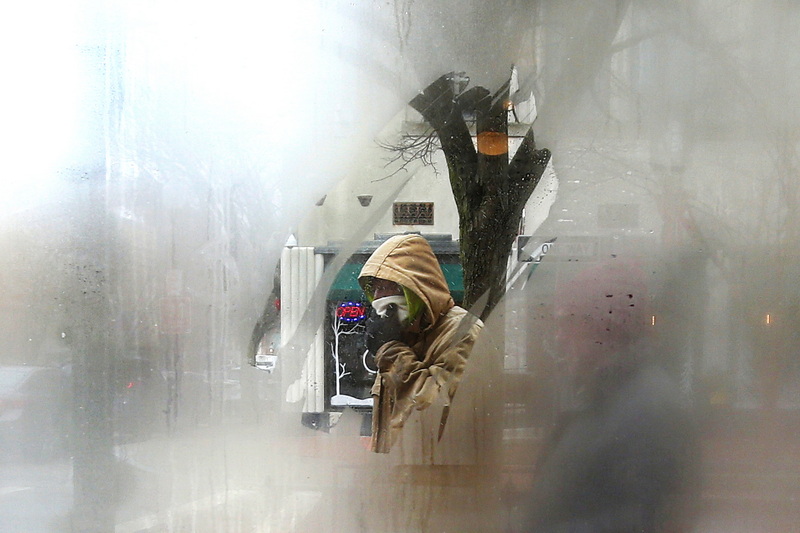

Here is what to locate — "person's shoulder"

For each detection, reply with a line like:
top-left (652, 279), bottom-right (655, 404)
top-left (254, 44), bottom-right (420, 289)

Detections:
top-left (442, 305), bottom-right (484, 332)
top-left (443, 304), bottom-right (472, 319)
top-left (612, 362), bottom-right (694, 433)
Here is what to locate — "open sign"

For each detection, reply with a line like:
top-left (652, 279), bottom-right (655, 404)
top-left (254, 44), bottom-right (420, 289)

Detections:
top-left (335, 301), bottom-right (367, 323)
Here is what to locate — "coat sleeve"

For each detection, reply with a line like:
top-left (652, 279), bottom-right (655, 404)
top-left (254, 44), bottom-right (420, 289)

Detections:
top-left (369, 311), bottom-right (482, 453)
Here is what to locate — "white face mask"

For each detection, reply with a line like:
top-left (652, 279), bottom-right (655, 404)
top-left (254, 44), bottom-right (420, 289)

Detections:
top-left (371, 295), bottom-right (409, 323)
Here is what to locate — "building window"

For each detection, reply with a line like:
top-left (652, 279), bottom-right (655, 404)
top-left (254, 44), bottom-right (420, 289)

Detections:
top-left (393, 202), bottom-right (434, 225)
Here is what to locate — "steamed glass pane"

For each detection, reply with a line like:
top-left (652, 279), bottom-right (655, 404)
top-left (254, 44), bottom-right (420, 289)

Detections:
top-left (1, 1), bottom-right (798, 531)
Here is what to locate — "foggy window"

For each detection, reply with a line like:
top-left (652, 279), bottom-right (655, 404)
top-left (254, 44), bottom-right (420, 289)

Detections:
top-left (2, 1), bottom-right (799, 532)
top-left (597, 203), bottom-right (640, 229)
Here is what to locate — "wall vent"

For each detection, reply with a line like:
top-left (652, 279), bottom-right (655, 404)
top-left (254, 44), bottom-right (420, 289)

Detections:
top-left (393, 202), bottom-right (434, 225)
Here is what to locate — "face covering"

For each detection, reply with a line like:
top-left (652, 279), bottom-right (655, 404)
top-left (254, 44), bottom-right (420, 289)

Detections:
top-left (371, 295), bottom-right (409, 323)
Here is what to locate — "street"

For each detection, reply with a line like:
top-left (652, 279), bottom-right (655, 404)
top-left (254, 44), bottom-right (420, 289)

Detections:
top-left (4, 411), bottom-right (800, 532)
top-left (0, 459), bottom-right (72, 532)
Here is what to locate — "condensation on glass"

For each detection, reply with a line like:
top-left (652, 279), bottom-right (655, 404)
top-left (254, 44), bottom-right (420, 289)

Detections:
top-left (1, 1), bottom-right (799, 531)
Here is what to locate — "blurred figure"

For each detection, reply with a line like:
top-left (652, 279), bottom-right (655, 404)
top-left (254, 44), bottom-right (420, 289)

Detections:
top-left (525, 259), bottom-right (698, 532)
top-left (0, 365), bottom-right (69, 461)
top-left (358, 234), bottom-right (483, 453)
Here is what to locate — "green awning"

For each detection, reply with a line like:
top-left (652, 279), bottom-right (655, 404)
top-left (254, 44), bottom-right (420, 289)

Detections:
top-left (327, 263), bottom-right (366, 301)
top-left (328, 262), bottom-right (465, 303)
top-left (440, 263), bottom-right (465, 302)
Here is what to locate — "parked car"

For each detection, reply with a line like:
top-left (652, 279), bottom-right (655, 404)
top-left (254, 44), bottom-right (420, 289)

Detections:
top-left (0, 365), bottom-right (70, 461)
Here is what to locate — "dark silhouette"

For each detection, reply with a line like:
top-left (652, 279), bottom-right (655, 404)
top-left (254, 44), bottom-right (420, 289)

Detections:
top-left (525, 260), bottom-right (698, 532)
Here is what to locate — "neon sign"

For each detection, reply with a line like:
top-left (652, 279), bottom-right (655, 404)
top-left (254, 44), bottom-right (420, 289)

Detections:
top-left (336, 301), bottom-right (367, 323)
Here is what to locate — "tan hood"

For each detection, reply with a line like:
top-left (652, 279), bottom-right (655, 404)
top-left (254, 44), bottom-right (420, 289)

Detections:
top-left (359, 234), bottom-right (454, 323)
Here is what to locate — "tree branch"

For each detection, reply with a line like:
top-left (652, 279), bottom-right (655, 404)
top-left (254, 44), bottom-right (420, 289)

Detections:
top-left (508, 127), bottom-right (551, 206)
top-left (376, 128), bottom-right (442, 180)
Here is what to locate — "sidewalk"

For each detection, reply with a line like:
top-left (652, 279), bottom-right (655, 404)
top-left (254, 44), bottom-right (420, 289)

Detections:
top-left (695, 409), bottom-right (800, 532)
top-left (112, 417), bottom-right (339, 532)
top-left (110, 409), bottom-right (800, 532)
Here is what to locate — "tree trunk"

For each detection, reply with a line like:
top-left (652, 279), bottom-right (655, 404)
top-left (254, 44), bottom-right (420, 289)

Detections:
top-left (411, 73), bottom-right (550, 320)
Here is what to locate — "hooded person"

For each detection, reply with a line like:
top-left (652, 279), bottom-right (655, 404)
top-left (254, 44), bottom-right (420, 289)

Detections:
top-left (524, 259), bottom-right (699, 532)
top-left (358, 234), bottom-right (483, 453)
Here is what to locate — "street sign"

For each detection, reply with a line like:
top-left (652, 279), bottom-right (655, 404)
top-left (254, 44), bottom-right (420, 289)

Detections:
top-left (517, 236), bottom-right (600, 262)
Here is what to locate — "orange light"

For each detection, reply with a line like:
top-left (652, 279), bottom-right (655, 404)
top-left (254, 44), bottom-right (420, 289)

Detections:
top-left (651, 315), bottom-right (656, 326)
top-left (476, 131), bottom-right (509, 156)
top-left (766, 314), bottom-right (771, 325)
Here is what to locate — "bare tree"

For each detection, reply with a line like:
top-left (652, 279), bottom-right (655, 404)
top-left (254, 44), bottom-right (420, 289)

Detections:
top-left (329, 309), bottom-right (358, 399)
top-left (405, 72), bottom-right (551, 319)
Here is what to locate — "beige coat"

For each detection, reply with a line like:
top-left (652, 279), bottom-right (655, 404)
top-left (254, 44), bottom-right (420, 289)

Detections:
top-left (358, 234), bottom-right (483, 453)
